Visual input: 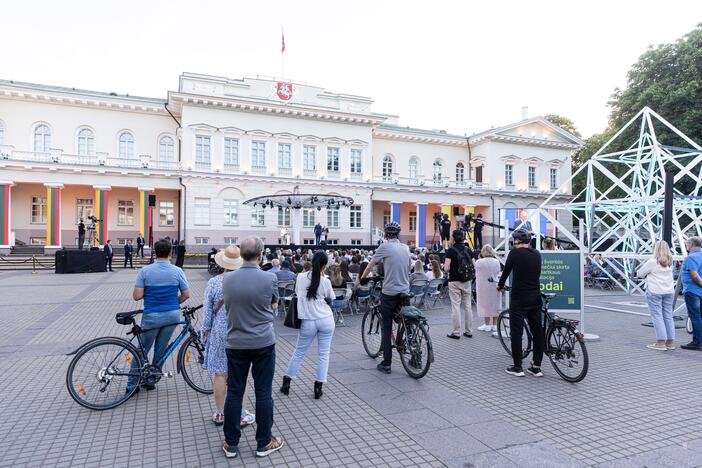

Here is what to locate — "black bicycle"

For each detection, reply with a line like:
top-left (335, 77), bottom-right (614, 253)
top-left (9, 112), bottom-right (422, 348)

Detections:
top-left (361, 278), bottom-right (434, 379)
top-left (66, 304), bottom-right (212, 410)
top-left (495, 284), bottom-right (589, 383)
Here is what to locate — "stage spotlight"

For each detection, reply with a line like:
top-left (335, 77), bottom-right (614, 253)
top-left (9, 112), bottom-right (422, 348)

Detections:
top-left (287, 197), bottom-right (292, 205)
top-left (253, 202), bottom-right (257, 207)
top-left (317, 206), bottom-right (321, 211)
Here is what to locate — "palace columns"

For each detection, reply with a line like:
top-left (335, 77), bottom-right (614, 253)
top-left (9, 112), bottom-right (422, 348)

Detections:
top-left (93, 185), bottom-right (111, 246)
top-left (44, 183), bottom-right (64, 247)
top-left (0, 181), bottom-right (14, 248)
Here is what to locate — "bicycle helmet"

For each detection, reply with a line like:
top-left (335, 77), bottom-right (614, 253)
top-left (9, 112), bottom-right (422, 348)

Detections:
top-left (384, 221), bottom-right (401, 234)
top-left (512, 228), bottom-right (532, 244)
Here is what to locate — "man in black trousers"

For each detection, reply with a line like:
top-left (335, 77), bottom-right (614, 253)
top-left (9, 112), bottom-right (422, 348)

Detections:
top-left (124, 240), bottom-right (134, 269)
top-left (78, 219), bottom-right (86, 250)
top-left (104, 239), bottom-right (114, 272)
top-left (136, 233), bottom-right (145, 257)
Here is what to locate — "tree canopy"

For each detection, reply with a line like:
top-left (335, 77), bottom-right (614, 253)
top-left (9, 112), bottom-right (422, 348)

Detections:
top-left (544, 114), bottom-right (582, 139)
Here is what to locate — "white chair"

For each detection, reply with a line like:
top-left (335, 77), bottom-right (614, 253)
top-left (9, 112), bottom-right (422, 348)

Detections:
top-left (332, 287), bottom-right (352, 326)
top-left (425, 278), bottom-right (445, 308)
top-left (277, 280), bottom-right (296, 317)
top-left (409, 279), bottom-right (428, 307)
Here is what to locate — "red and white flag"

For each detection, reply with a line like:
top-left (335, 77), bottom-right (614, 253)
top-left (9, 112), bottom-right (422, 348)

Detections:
top-left (281, 30), bottom-right (286, 54)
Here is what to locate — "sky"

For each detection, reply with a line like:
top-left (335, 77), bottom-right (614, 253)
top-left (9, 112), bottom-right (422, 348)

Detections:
top-left (2, 1), bottom-right (701, 138)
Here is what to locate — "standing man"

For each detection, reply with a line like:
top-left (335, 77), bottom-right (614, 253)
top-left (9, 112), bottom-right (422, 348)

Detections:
top-left (681, 236), bottom-right (702, 351)
top-left (124, 240), bottom-right (134, 269)
top-left (78, 219), bottom-right (86, 250)
top-left (175, 240), bottom-right (186, 269)
top-left (104, 239), bottom-right (114, 272)
top-left (322, 226), bottom-right (329, 244)
top-left (314, 222), bottom-right (322, 245)
top-left (440, 213), bottom-right (452, 250)
top-left (474, 214), bottom-right (484, 250)
top-left (222, 236), bottom-right (285, 459)
top-left (497, 229), bottom-right (544, 377)
top-left (443, 229), bottom-right (475, 339)
top-left (128, 239), bottom-right (190, 392)
top-left (136, 233), bottom-right (145, 257)
top-left (355, 222), bottom-right (410, 374)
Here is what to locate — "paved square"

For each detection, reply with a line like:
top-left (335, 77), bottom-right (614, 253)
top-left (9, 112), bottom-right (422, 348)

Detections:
top-left (1, 269), bottom-right (701, 467)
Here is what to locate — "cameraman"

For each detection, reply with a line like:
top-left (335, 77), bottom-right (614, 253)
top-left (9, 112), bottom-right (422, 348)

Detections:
top-left (496, 229), bottom-right (544, 378)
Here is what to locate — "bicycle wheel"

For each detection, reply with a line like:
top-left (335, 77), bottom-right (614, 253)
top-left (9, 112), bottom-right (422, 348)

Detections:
top-left (361, 308), bottom-right (383, 358)
top-left (397, 321), bottom-right (432, 379)
top-left (178, 335), bottom-right (213, 394)
top-left (546, 324), bottom-right (589, 383)
top-left (66, 337), bottom-right (142, 410)
top-left (497, 310), bottom-right (532, 358)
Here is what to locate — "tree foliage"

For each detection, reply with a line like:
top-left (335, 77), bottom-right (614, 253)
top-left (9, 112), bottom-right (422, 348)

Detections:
top-left (544, 114), bottom-right (582, 139)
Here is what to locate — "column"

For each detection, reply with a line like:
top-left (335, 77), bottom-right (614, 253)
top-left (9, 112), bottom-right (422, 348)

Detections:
top-left (416, 202), bottom-right (427, 247)
top-left (391, 201), bottom-right (401, 224)
top-left (93, 185), bottom-right (111, 246)
top-left (44, 183), bottom-right (64, 247)
top-left (138, 187), bottom-right (155, 247)
top-left (441, 204), bottom-right (452, 248)
top-left (0, 181), bottom-right (14, 248)
top-left (291, 209), bottom-right (302, 245)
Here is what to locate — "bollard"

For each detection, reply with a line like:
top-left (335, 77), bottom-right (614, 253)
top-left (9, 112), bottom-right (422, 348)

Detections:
top-left (32, 255), bottom-right (37, 274)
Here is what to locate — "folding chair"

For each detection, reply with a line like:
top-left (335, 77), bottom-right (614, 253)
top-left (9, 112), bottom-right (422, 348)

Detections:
top-left (277, 280), bottom-right (296, 317)
top-left (425, 278), bottom-right (444, 308)
top-left (332, 287), bottom-right (352, 326)
top-left (409, 279), bottom-right (428, 307)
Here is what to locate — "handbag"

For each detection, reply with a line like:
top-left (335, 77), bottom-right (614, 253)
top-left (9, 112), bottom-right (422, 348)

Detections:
top-left (283, 295), bottom-right (301, 329)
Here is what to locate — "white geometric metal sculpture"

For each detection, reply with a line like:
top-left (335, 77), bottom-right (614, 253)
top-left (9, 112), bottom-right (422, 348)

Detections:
top-left (540, 107), bottom-right (702, 292)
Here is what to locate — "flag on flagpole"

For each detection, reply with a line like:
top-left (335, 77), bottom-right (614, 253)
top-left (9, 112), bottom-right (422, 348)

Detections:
top-left (281, 30), bottom-right (286, 54)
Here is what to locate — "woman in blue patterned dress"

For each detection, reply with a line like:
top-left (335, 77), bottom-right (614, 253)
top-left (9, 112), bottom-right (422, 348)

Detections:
top-left (200, 246), bottom-right (255, 426)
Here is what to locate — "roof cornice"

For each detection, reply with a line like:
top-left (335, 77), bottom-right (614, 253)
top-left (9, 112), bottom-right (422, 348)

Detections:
top-left (373, 129), bottom-right (468, 147)
top-left (474, 133), bottom-right (580, 149)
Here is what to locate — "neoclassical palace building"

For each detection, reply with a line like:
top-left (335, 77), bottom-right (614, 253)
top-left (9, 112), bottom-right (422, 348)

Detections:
top-left (0, 73), bottom-right (582, 252)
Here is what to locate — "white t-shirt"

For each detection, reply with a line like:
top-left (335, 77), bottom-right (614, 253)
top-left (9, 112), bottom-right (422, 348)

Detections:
top-left (295, 271), bottom-right (335, 320)
top-left (637, 258), bottom-right (674, 295)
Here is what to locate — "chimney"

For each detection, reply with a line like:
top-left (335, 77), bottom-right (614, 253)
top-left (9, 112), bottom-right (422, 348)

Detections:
top-left (521, 106), bottom-right (529, 120)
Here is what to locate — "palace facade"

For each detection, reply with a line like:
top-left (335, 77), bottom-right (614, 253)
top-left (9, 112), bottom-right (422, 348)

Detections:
top-left (0, 73), bottom-right (582, 252)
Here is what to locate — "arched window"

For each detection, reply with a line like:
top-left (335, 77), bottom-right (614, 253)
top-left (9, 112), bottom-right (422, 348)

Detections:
top-left (77, 128), bottom-right (95, 156)
top-left (159, 136), bottom-right (175, 161)
top-left (118, 132), bottom-right (135, 159)
top-left (456, 162), bottom-right (465, 184)
top-left (33, 124), bottom-right (51, 153)
top-left (382, 155), bottom-right (393, 180)
top-left (408, 157), bottom-right (419, 181)
top-left (433, 160), bottom-right (443, 184)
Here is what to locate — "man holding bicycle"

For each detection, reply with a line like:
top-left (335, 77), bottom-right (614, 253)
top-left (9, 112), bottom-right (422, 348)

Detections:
top-left (356, 221), bottom-right (411, 374)
top-left (128, 239), bottom-right (191, 392)
top-left (497, 229), bottom-right (544, 378)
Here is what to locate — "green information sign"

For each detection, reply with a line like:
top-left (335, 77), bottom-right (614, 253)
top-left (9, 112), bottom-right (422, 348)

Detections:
top-left (540, 252), bottom-right (581, 310)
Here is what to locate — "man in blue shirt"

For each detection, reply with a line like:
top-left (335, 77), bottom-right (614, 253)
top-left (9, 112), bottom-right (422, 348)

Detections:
top-left (682, 236), bottom-right (702, 350)
top-left (128, 239), bottom-right (191, 391)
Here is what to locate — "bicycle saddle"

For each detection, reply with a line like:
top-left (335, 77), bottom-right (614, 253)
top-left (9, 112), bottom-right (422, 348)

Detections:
top-left (115, 310), bottom-right (143, 325)
top-left (541, 293), bottom-right (556, 300)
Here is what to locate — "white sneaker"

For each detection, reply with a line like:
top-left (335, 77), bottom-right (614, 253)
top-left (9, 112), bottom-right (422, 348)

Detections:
top-left (491, 325), bottom-right (498, 332)
top-left (477, 325), bottom-right (489, 331)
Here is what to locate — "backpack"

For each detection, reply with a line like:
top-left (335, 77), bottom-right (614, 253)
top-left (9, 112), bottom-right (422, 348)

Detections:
top-left (454, 246), bottom-right (475, 282)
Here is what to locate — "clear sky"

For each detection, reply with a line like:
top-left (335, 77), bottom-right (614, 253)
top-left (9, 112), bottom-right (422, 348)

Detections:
top-left (2, 1), bottom-right (700, 138)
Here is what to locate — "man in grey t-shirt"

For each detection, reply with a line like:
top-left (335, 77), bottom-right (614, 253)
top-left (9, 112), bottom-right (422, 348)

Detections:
top-left (356, 222), bottom-right (411, 374)
top-left (221, 236), bottom-right (284, 459)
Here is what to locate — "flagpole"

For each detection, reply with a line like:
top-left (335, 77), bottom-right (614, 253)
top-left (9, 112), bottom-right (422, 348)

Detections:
top-left (281, 27), bottom-right (285, 79)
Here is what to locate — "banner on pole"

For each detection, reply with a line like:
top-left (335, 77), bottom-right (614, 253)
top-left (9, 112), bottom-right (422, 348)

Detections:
top-left (540, 251), bottom-right (581, 311)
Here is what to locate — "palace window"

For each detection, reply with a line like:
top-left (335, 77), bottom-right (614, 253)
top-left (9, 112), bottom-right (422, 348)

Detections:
top-left (408, 157), bottom-right (419, 181)
top-left (77, 128), bottom-right (95, 156)
top-left (224, 237), bottom-right (239, 246)
top-left (159, 136), bottom-right (175, 161)
top-left (327, 208), bottom-right (339, 228)
top-left (31, 196), bottom-right (47, 223)
top-left (195, 237), bottom-right (209, 245)
top-left (504, 164), bottom-right (514, 186)
top-left (33, 124), bottom-right (51, 153)
top-left (251, 206), bottom-right (265, 226)
top-left (350, 205), bottom-right (362, 228)
top-left (350, 149), bottom-right (362, 174)
top-left (118, 200), bottom-right (134, 225)
top-left (475, 165), bottom-right (483, 183)
top-left (528, 166), bottom-right (536, 189)
top-left (456, 162), bottom-right (465, 184)
top-left (224, 138), bottom-right (239, 166)
top-left (278, 207), bottom-right (291, 226)
top-left (160, 201), bottom-right (175, 226)
top-left (409, 211), bottom-right (417, 231)
top-left (303, 145), bottom-right (316, 171)
top-left (433, 160), bottom-right (443, 184)
top-left (550, 168), bottom-right (558, 190)
top-left (223, 199), bottom-right (239, 225)
top-left (75, 198), bottom-right (94, 224)
top-left (195, 136), bottom-right (211, 165)
top-left (382, 155), bottom-right (393, 180)
top-left (193, 198), bottom-right (210, 225)
top-left (351, 239), bottom-right (362, 246)
top-left (278, 143), bottom-right (292, 170)
top-left (383, 210), bottom-right (391, 226)
top-left (303, 208), bottom-right (316, 228)
top-left (119, 132), bottom-right (135, 159)
top-left (251, 141), bottom-right (266, 168)
top-left (327, 147), bottom-right (339, 172)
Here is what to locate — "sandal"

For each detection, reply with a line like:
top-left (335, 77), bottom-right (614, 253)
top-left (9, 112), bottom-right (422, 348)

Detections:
top-left (212, 412), bottom-right (225, 426)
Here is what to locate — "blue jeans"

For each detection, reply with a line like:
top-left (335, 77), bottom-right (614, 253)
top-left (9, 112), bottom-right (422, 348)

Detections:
top-left (286, 316), bottom-right (335, 382)
top-left (224, 345), bottom-right (275, 451)
top-left (684, 291), bottom-right (702, 344)
top-left (645, 292), bottom-right (675, 341)
top-left (127, 310), bottom-right (181, 388)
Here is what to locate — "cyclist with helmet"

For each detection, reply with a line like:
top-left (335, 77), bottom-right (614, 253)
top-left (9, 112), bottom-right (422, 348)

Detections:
top-left (356, 221), bottom-right (411, 374)
top-left (496, 229), bottom-right (544, 377)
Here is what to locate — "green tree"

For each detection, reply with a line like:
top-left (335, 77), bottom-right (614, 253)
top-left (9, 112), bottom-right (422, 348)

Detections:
top-left (544, 114), bottom-right (582, 139)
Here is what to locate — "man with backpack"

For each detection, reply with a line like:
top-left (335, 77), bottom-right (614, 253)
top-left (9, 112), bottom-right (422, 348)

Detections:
top-left (443, 229), bottom-right (475, 339)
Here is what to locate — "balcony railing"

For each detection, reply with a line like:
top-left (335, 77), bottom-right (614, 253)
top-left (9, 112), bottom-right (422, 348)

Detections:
top-left (7, 150), bottom-right (53, 163)
top-left (57, 153), bottom-right (99, 166)
top-left (223, 163), bottom-right (240, 174)
top-left (150, 159), bottom-right (181, 170)
top-left (278, 167), bottom-right (292, 176)
top-left (106, 156), bottom-right (142, 168)
top-left (303, 169), bottom-right (317, 177)
top-left (194, 161), bottom-right (211, 171)
top-left (251, 165), bottom-right (266, 174)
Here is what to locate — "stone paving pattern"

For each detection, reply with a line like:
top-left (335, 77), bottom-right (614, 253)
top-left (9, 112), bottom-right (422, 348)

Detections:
top-left (0, 269), bottom-right (701, 467)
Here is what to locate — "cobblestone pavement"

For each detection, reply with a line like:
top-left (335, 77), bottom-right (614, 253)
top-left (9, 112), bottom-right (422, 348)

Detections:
top-left (1, 269), bottom-right (701, 468)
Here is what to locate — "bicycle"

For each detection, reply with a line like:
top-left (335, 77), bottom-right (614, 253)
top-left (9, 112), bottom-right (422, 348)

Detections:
top-left (66, 304), bottom-right (212, 410)
top-left (494, 283), bottom-right (589, 383)
top-left (360, 278), bottom-right (434, 379)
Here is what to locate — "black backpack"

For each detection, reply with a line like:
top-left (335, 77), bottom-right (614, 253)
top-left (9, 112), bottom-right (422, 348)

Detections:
top-left (454, 246), bottom-right (475, 282)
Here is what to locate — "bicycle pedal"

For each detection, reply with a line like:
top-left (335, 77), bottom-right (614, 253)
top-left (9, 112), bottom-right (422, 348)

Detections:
top-left (163, 371), bottom-right (174, 378)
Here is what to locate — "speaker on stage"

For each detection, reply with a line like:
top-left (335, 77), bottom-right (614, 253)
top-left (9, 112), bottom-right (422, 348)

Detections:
top-left (148, 194), bottom-right (156, 207)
